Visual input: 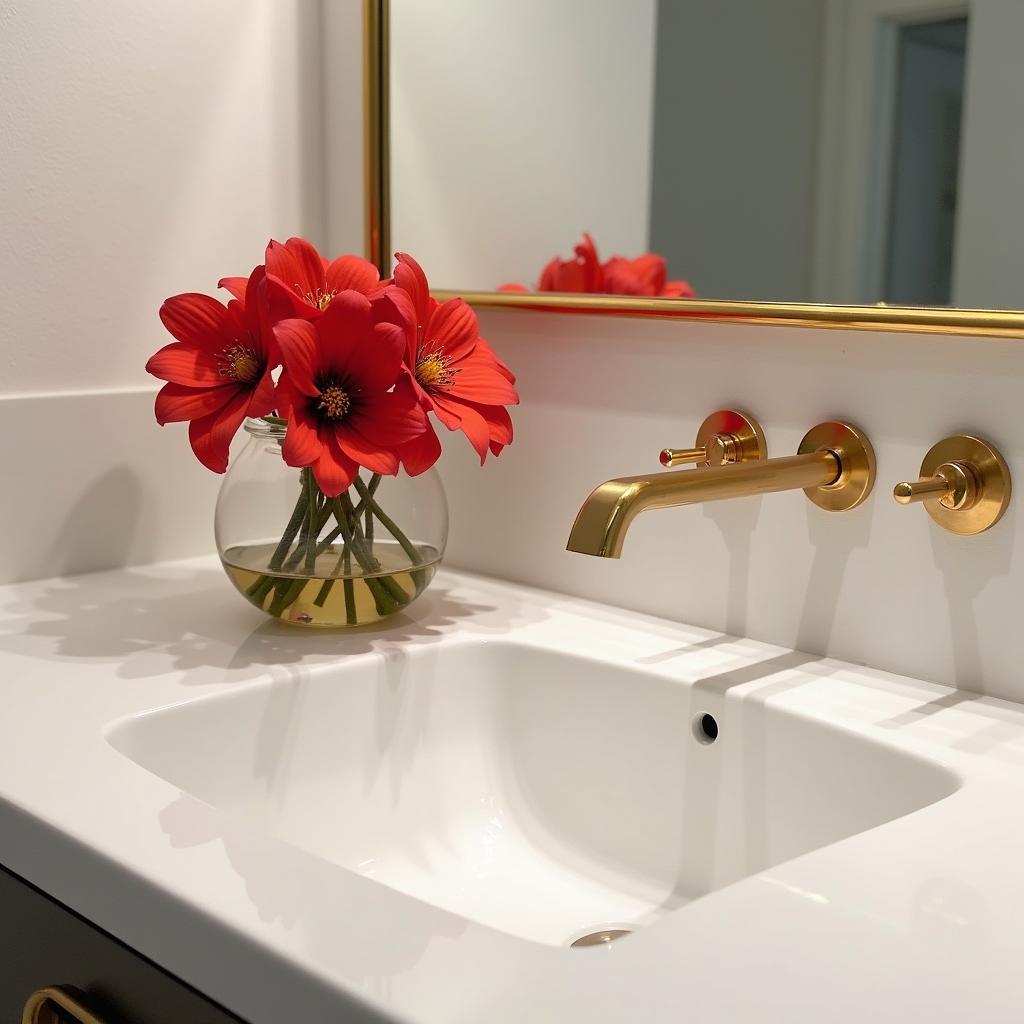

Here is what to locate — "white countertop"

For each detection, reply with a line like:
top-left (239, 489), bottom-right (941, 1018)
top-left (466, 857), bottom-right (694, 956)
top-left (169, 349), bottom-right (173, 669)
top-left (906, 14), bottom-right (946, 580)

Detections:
top-left (2, 557), bottom-right (1024, 1023)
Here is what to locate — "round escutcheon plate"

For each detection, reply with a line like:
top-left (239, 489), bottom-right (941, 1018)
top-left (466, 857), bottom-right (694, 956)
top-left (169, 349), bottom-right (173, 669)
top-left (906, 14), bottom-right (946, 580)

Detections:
top-left (918, 435), bottom-right (1011, 535)
top-left (694, 409), bottom-right (767, 466)
top-left (798, 421), bottom-right (876, 512)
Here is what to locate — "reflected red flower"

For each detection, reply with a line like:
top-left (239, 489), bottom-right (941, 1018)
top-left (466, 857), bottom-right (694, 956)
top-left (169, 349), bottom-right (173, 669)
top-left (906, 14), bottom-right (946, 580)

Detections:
top-left (500, 233), bottom-right (695, 297)
top-left (220, 237), bottom-right (383, 321)
top-left (392, 252), bottom-right (518, 470)
top-left (602, 253), bottom-right (695, 298)
top-left (273, 290), bottom-right (428, 497)
top-left (147, 267), bottom-right (277, 473)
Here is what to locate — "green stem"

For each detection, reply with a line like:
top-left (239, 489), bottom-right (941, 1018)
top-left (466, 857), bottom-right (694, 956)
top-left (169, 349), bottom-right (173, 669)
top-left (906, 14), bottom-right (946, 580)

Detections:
top-left (269, 577), bottom-right (305, 618)
top-left (343, 577), bottom-right (357, 624)
top-left (304, 469), bottom-right (318, 573)
top-left (266, 479), bottom-right (309, 572)
top-left (339, 492), bottom-right (409, 604)
top-left (309, 475), bottom-right (381, 560)
top-left (351, 476), bottom-right (423, 567)
top-left (330, 497), bottom-right (399, 616)
top-left (351, 475), bottom-right (428, 592)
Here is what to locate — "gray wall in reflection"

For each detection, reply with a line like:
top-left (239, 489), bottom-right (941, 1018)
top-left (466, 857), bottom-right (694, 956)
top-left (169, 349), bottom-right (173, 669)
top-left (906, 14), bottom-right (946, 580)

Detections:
top-left (650, 1), bottom-right (825, 302)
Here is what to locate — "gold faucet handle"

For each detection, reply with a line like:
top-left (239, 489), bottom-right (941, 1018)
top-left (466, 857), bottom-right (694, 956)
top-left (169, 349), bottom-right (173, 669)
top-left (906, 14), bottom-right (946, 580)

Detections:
top-left (893, 435), bottom-right (1011, 535)
top-left (659, 409), bottom-right (766, 468)
top-left (893, 462), bottom-right (977, 509)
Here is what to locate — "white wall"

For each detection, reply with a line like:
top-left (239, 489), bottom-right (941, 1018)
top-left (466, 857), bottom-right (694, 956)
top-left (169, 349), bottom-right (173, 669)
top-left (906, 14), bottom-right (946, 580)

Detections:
top-left (439, 309), bottom-right (1024, 704)
top-left (389, 0), bottom-right (657, 290)
top-left (0, 0), bottom-right (364, 583)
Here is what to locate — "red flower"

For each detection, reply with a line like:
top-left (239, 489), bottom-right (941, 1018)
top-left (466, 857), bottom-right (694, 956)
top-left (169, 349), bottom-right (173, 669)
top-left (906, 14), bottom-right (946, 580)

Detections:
top-left (273, 290), bottom-right (428, 497)
top-left (220, 237), bottom-right (383, 320)
top-left (147, 268), bottom-right (277, 473)
top-left (500, 233), bottom-right (695, 297)
top-left (393, 252), bottom-right (518, 470)
top-left (602, 253), bottom-right (695, 298)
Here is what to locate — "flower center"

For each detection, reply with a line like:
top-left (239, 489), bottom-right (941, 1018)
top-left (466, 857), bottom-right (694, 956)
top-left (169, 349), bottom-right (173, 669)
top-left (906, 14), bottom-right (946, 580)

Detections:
top-left (218, 344), bottom-right (261, 384)
top-left (296, 284), bottom-right (336, 311)
top-left (415, 350), bottom-right (457, 389)
top-left (317, 383), bottom-right (351, 420)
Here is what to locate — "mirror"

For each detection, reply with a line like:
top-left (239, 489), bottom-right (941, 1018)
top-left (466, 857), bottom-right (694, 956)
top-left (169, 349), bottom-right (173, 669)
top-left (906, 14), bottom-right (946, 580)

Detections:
top-left (389, 0), bottom-right (1024, 313)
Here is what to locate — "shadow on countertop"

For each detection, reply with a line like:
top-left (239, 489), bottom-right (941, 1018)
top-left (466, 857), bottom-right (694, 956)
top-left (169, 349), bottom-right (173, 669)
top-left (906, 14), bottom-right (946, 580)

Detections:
top-left (0, 563), bottom-right (543, 684)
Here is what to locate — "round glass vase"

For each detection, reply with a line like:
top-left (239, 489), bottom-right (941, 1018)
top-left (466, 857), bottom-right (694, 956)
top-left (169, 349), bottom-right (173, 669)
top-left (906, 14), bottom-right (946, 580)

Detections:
top-left (215, 419), bottom-right (448, 628)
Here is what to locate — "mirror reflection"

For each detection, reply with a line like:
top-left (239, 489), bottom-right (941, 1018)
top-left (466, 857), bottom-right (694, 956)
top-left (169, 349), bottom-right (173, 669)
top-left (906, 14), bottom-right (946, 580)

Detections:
top-left (391, 0), bottom-right (1023, 310)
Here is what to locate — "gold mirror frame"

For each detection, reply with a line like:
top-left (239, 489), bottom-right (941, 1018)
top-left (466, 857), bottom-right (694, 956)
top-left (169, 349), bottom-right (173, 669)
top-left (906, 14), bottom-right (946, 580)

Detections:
top-left (363, 0), bottom-right (1024, 339)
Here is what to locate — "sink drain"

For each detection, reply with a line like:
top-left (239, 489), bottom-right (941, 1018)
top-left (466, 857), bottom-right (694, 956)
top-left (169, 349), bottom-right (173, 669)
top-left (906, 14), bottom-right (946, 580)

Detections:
top-left (569, 928), bottom-right (632, 948)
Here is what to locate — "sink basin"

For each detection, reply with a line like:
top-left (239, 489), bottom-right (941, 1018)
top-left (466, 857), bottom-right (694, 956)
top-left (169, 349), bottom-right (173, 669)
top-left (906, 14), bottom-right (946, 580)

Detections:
top-left (108, 639), bottom-right (957, 947)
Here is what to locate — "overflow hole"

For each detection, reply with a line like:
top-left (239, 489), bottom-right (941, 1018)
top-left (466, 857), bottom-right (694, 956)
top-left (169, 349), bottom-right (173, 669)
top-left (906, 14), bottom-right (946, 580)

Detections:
top-left (693, 713), bottom-right (719, 744)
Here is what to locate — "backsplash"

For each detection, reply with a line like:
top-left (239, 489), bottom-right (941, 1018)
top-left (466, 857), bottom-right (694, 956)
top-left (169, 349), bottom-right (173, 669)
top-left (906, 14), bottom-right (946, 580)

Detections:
top-left (437, 310), bottom-right (1024, 700)
top-left (0, 390), bottom-right (220, 585)
top-left (7, 311), bottom-right (1023, 702)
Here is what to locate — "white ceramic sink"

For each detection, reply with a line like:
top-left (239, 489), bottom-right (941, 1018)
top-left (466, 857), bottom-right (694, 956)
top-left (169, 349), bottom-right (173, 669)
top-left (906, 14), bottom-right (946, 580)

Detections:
top-left (108, 638), bottom-right (957, 948)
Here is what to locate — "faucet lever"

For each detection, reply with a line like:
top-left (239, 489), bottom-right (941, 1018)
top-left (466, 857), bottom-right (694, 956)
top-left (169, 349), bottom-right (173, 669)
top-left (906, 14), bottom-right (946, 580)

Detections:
top-left (659, 409), bottom-right (767, 468)
top-left (893, 435), bottom-right (1010, 535)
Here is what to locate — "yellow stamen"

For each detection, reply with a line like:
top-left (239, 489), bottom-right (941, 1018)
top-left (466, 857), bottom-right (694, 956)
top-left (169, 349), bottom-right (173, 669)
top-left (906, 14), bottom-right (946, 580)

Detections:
top-left (416, 349), bottom-right (457, 388)
top-left (318, 384), bottom-right (351, 420)
top-left (218, 344), bottom-right (260, 384)
top-left (294, 283), bottom-right (336, 310)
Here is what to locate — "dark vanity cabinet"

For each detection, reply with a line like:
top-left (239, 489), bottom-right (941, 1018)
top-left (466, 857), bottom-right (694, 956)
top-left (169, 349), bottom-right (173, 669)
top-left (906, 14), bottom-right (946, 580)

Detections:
top-left (1, 865), bottom-right (245, 1024)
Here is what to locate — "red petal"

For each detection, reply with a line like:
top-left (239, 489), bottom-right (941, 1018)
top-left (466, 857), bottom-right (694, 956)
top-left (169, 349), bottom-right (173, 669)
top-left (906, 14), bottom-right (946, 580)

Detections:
top-left (348, 387), bottom-right (427, 445)
top-left (602, 258), bottom-right (644, 296)
top-left (399, 422), bottom-right (442, 475)
top-left (146, 341), bottom-right (224, 387)
top-left (629, 253), bottom-right (666, 294)
top-left (423, 298), bottom-right (479, 363)
top-left (246, 369), bottom-right (278, 418)
top-left (577, 233), bottom-right (603, 291)
top-left (187, 389), bottom-right (250, 473)
top-left (338, 427), bottom-right (400, 475)
top-left (497, 283), bottom-right (528, 292)
top-left (475, 401), bottom-right (513, 445)
top-left (154, 382), bottom-right (239, 424)
top-left (325, 255), bottom-right (380, 296)
top-left (434, 395), bottom-right (490, 463)
top-left (266, 237), bottom-right (325, 306)
top-left (313, 431), bottom-right (358, 497)
top-left (273, 319), bottom-right (321, 396)
top-left (474, 337), bottom-right (516, 384)
top-left (218, 276), bottom-right (249, 302)
top-left (446, 348), bottom-right (520, 405)
top-left (393, 252), bottom-right (431, 320)
top-left (281, 405), bottom-right (322, 468)
top-left (316, 291), bottom-right (372, 379)
top-left (263, 273), bottom-right (314, 321)
top-left (159, 293), bottom-right (236, 351)
top-left (344, 320), bottom-right (405, 394)
top-left (429, 392), bottom-right (461, 431)
top-left (663, 280), bottom-right (696, 298)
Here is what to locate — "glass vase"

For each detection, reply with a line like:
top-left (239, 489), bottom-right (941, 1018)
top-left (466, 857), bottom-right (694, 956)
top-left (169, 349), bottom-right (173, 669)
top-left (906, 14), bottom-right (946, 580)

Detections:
top-left (215, 419), bottom-right (448, 627)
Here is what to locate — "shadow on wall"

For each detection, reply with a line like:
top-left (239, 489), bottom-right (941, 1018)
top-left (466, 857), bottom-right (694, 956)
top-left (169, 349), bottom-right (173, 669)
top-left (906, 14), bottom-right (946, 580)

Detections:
top-left (929, 521), bottom-right (1015, 694)
top-left (795, 501), bottom-right (874, 655)
top-left (46, 467), bottom-right (144, 580)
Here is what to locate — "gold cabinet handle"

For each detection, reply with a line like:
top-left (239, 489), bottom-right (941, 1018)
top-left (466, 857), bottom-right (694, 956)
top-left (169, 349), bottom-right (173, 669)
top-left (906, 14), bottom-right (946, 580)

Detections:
top-left (659, 409), bottom-right (767, 468)
top-left (23, 986), bottom-right (110, 1024)
top-left (893, 434), bottom-right (1011, 535)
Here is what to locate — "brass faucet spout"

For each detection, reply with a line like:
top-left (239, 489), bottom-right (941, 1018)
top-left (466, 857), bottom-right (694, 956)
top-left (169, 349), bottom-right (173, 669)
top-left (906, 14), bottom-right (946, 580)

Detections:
top-left (567, 450), bottom-right (841, 559)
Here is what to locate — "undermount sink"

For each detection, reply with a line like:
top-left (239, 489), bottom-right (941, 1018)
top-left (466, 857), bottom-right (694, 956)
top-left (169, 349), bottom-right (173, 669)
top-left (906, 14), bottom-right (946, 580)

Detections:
top-left (108, 639), bottom-right (958, 948)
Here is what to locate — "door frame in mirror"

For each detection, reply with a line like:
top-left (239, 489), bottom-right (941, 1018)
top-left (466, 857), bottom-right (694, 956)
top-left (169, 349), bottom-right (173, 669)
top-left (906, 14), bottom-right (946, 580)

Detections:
top-left (365, 0), bottom-right (1024, 339)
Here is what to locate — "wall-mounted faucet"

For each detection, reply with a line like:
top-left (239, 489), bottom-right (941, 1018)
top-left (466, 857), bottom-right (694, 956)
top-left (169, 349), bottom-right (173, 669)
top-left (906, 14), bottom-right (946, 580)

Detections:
top-left (566, 413), bottom-right (875, 558)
